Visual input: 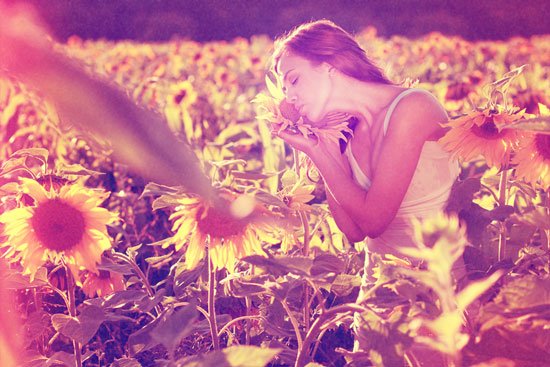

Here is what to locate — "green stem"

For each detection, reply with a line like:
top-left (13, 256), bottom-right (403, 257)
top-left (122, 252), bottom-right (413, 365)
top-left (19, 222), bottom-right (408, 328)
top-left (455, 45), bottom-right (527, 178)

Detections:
top-left (64, 263), bottom-right (82, 367)
top-left (217, 315), bottom-right (265, 338)
top-left (546, 190), bottom-right (550, 265)
top-left (280, 298), bottom-right (303, 352)
top-left (295, 303), bottom-right (371, 367)
top-left (208, 248), bottom-right (220, 350)
top-left (498, 169), bottom-right (509, 261)
top-left (111, 251), bottom-right (162, 315)
top-left (245, 296), bottom-right (252, 345)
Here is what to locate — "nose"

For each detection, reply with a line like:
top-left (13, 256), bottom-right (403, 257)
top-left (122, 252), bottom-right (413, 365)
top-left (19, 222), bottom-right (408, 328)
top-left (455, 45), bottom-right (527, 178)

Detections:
top-left (285, 90), bottom-right (297, 103)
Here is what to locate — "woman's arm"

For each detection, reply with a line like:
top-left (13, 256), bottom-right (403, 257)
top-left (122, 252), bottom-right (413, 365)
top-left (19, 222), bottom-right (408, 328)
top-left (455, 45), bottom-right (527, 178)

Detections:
top-left (279, 93), bottom-right (447, 238)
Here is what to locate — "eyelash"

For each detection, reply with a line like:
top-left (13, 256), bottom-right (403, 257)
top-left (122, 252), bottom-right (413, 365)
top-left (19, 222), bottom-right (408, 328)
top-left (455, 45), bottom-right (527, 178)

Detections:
top-left (291, 77), bottom-right (298, 85)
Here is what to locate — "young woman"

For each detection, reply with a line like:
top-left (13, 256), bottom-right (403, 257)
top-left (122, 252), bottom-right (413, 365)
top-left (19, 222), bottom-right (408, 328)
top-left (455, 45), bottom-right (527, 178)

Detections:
top-left (270, 19), bottom-right (463, 362)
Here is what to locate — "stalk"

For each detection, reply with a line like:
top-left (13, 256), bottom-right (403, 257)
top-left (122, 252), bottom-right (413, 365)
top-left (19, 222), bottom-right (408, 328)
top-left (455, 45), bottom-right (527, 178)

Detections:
top-left (111, 251), bottom-right (162, 315)
top-left (64, 263), bottom-right (82, 367)
top-left (498, 169), bottom-right (509, 261)
top-left (207, 247), bottom-right (220, 350)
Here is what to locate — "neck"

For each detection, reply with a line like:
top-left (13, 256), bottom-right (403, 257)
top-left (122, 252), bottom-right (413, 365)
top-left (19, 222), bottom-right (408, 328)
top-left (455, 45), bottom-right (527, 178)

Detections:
top-left (326, 71), bottom-right (399, 128)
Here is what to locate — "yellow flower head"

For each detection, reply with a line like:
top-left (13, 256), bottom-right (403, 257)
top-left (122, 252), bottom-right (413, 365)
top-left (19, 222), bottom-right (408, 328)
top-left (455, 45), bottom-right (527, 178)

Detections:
top-left (0, 178), bottom-right (118, 279)
top-left (167, 80), bottom-right (197, 109)
top-left (169, 191), bottom-right (279, 272)
top-left (439, 107), bottom-right (523, 168)
top-left (81, 270), bottom-right (125, 298)
top-left (512, 104), bottom-right (550, 189)
top-left (252, 75), bottom-right (353, 145)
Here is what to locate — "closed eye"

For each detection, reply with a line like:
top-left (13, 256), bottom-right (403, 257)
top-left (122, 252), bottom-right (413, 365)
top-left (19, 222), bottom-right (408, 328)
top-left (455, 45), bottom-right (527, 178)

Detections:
top-left (291, 77), bottom-right (299, 85)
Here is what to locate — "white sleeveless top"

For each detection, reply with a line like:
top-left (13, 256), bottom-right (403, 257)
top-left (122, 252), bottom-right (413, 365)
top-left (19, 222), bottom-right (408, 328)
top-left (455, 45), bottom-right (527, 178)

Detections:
top-left (343, 88), bottom-right (460, 255)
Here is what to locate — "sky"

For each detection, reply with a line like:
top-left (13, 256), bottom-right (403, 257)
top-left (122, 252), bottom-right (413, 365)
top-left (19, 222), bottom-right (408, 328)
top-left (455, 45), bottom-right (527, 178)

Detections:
top-left (12, 0), bottom-right (550, 42)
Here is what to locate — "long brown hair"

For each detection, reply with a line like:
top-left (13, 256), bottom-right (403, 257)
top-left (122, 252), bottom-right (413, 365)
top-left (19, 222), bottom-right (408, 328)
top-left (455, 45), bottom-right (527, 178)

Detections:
top-left (272, 19), bottom-right (394, 85)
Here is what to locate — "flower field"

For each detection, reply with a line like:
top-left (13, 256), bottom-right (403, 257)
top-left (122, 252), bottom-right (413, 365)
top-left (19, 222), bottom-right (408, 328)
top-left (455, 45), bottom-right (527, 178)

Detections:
top-left (0, 26), bottom-right (549, 367)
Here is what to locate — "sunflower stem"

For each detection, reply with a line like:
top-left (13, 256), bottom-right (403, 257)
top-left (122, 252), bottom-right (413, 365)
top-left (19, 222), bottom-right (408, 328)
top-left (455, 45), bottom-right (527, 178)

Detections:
top-left (64, 263), bottom-right (82, 367)
top-left (111, 251), bottom-right (163, 316)
top-left (207, 248), bottom-right (220, 350)
top-left (546, 190), bottom-right (550, 261)
top-left (245, 295), bottom-right (252, 345)
top-left (498, 169), bottom-right (509, 261)
top-left (217, 315), bottom-right (265, 338)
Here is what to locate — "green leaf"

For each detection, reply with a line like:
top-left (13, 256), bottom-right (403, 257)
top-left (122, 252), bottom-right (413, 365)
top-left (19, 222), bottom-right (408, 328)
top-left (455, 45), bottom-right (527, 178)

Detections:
top-left (51, 304), bottom-right (105, 344)
top-left (491, 274), bottom-right (550, 311)
top-left (24, 310), bottom-right (51, 340)
top-left (9, 147), bottom-right (49, 165)
top-left (152, 194), bottom-right (187, 211)
top-left (487, 205), bottom-right (515, 221)
top-left (511, 208), bottom-right (550, 230)
top-left (225, 274), bottom-right (272, 297)
top-left (456, 270), bottom-right (503, 310)
top-left (111, 357), bottom-right (142, 367)
top-left (151, 302), bottom-right (198, 356)
top-left (176, 346), bottom-right (280, 367)
top-left (241, 254), bottom-right (313, 277)
top-left (228, 170), bottom-right (275, 181)
top-left (3, 266), bottom-right (49, 289)
top-left (445, 178), bottom-right (481, 214)
top-left (139, 182), bottom-right (183, 199)
top-left (21, 351), bottom-right (75, 367)
top-left (102, 290), bottom-right (148, 308)
top-left (329, 274), bottom-right (362, 297)
top-left (145, 251), bottom-right (175, 268)
top-left (311, 253), bottom-right (346, 276)
top-left (56, 163), bottom-right (104, 176)
top-left (128, 308), bottom-right (169, 356)
top-left (499, 115), bottom-right (550, 133)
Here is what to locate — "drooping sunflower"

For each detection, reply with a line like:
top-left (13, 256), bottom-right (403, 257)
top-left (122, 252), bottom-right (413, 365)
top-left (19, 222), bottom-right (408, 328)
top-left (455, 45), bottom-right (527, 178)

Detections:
top-left (252, 75), bottom-right (353, 145)
top-left (0, 178), bottom-right (118, 279)
top-left (81, 270), bottom-right (125, 298)
top-left (439, 107), bottom-right (524, 168)
top-left (169, 191), bottom-right (280, 272)
top-left (512, 104), bottom-right (550, 188)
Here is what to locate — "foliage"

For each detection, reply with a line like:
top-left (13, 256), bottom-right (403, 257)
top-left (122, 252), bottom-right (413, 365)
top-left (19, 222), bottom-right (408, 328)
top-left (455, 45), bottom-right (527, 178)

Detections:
top-left (0, 27), bottom-right (549, 367)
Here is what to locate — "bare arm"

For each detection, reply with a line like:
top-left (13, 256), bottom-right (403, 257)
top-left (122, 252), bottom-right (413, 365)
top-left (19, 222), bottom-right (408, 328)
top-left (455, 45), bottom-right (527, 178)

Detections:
top-left (278, 93), bottom-right (447, 238)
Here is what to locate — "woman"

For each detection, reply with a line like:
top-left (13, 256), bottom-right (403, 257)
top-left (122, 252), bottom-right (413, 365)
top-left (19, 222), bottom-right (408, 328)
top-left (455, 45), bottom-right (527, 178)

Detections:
top-left (270, 19), bottom-right (463, 362)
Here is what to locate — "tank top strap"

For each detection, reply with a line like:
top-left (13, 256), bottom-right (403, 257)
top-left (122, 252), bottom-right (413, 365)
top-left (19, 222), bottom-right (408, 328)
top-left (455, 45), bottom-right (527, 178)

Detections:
top-left (383, 88), bottom-right (435, 135)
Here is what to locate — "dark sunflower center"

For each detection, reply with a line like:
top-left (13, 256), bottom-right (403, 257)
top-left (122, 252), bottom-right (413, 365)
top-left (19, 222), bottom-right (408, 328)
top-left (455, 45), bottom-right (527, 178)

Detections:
top-left (471, 116), bottom-right (501, 139)
top-left (535, 134), bottom-right (550, 160)
top-left (174, 90), bottom-right (187, 104)
top-left (98, 270), bottom-right (111, 279)
top-left (31, 198), bottom-right (86, 251)
top-left (196, 206), bottom-right (246, 239)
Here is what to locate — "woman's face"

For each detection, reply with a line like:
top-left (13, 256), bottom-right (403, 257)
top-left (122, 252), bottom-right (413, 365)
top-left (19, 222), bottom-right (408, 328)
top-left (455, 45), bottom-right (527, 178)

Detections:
top-left (277, 51), bottom-right (332, 123)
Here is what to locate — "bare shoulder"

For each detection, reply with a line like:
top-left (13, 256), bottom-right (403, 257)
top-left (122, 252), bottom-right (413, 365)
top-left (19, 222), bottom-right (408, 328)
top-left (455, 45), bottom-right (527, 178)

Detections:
top-left (387, 89), bottom-right (448, 140)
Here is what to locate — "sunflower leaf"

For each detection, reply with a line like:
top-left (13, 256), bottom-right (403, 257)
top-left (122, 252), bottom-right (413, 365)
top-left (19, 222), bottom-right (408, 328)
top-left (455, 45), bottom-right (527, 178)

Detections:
top-left (498, 115), bottom-right (550, 133)
top-left (174, 346), bottom-right (280, 367)
top-left (150, 301), bottom-right (198, 356)
top-left (51, 304), bottom-right (105, 344)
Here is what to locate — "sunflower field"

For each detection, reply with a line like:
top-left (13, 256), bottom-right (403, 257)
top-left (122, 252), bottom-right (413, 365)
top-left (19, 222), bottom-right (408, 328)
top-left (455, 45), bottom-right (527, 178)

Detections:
top-left (0, 17), bottom-right (549, 367)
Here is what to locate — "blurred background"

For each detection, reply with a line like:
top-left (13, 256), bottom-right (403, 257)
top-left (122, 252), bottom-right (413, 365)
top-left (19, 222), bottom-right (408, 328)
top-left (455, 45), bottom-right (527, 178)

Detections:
top-left (8, 0), bottom-right (550, 42)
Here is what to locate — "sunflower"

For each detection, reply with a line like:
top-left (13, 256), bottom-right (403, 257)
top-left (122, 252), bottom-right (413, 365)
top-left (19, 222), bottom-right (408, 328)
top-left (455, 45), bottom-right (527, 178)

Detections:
top-left (512, 104), bottom-right (550, 188)
top-left (439, 107), bottom-right (524, 168)
top-left (169, 191), bottom-right (279, 272)
top-left (81, 270), bottom-right (125, 298)
top-left (279, 169), bottom-right (316, 211)
top-left (164, 79), bottom-right (198, 137)
top-left (252, 75), bottom-right (353, 145)
top-left (0, 178), bottom-right (118, 279)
